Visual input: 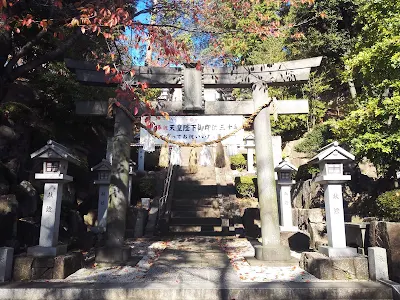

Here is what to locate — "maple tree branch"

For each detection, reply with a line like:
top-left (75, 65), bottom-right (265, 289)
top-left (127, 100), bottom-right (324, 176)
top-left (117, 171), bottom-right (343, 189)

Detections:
top-left (5, 29), bottom-right (49, 75)
top-left (132, 22), bottom-right (233, 34)
top-left (9, 30), bottom-right (81, 81)
top-left (134, 14), bottom-right (319, 35)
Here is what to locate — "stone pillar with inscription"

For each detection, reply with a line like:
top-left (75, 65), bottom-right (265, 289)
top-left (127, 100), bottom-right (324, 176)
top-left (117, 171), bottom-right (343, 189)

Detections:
top-left (275, 159), bottom-right (298, 232)
top-left (91, 159), bottom-right (111, 232)
top-left (28, 140), bottom-right (81, 257)
top-left (309, 141), bottom-right (357, 257)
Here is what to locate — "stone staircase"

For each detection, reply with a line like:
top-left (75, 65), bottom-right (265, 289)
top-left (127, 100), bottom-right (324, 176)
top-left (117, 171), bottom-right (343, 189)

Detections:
top-left (167, 147), bottom-right (235, 235)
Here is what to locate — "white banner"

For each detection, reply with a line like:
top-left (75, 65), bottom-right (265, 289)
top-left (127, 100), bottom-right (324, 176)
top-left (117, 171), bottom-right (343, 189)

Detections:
top-left (140, 116), bottom-right (245, 145)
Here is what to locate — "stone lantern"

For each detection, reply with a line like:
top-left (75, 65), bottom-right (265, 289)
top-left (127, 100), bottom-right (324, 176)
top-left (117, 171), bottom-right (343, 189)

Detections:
top-left (28, 140), bottom-right (81, 257)
top-left (309, 141), bottom-right (357, 257)
top-left (243, 134), bottom-right (255, 173)
top-left (275, 158), bottom-right (298, 232)
top-left (91, 159), bottom-right (111, 232)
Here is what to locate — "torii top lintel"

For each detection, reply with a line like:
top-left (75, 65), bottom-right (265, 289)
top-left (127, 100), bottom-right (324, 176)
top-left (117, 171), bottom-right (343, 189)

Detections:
top-left (65, 56), bottom-right (322, 88)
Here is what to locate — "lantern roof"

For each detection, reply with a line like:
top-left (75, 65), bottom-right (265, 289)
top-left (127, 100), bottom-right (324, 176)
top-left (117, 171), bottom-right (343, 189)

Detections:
top-left (309, 141), bottom-right (355, 165)
top-left (91, 159), bottom-right (112, 172)
top-left (275, 158), bottom-right (298, 172)
top-left (244, 134), bottom-right (255, 141)
top-left (30, 140), bottom-right (81, 166)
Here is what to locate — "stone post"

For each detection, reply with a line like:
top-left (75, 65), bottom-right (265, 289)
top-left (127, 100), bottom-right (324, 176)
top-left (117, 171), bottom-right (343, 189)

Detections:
top-left (252, 82), bottom-right (291, 261)
top-left (96, 105), bottom-right (132, 264)
top-left (0, 247), bottom-right (13, 282)
top-left (368, 247), bottom-right (389, 281)
top-left (138, 148), bottom-right (145, 171)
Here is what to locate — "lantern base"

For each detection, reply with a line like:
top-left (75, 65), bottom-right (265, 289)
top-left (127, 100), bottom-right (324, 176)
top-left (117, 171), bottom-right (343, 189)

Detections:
top-left (255, 244), bottom-right (291, 261)
top-left (27, 245), bottom-right (67, 257)
top-left (319, 246), bottom-right (358, 258)
top-left (280, 225), bottom-right (299, 232)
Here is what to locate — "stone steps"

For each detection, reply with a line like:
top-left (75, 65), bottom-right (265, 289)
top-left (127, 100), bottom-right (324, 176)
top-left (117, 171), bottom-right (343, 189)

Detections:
top-left (168, 160), bottom-right (231, 235)
top-left (171, 209), bottom-right (220, 218)
top-left (0, 281), bottom-right (393, 299)
top-left (170, 217), bottom-right (222, 226)
top-left (172, 198), bottom-right (220, 207)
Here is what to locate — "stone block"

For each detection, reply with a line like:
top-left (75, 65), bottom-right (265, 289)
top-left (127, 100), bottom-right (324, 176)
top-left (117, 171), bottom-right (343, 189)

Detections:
top-left (31, 266), bottom-right (53, 280)
top-left (300, 251), bottom-right (369, 280)
top-left (30, 256), bottom-right (55, 280)
top-left (12, 253), bottom-right (83, 281)
top-left (0, 247), bottom-right (13, 282)
top-left (95, 246), bottom-right (131, 265)
top-left (280, 231), bottom-right (310, 251)
top-left (254, 244), bottom-right (291, 261)
top-left (32, 256), bottom-right (55, 268)
top-left (53, 252), bottom-right (83, 279)
top-left (13, 256), bottom-right (34, 281)
top-left (369, 247), bottom-right (389, 281)
top-left (369, 221), bottom-right (400, 282)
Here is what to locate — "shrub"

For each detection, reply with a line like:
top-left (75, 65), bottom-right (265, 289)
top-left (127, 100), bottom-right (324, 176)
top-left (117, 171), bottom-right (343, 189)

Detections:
top-left (235, 176), bottom-right (257, 198)
top-left (230, 154), bottom-right (247, 171)
top-left (295, 122), bottom-right (334, 154)
top-left (376, 189), bottom-right (400, 221)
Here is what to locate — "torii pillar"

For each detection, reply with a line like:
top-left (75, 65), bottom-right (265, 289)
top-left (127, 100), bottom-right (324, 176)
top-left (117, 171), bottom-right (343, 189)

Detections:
top-left (252, 83), bottom-right (291, 261)
top-left (96, 103), bottom-right (132, 264)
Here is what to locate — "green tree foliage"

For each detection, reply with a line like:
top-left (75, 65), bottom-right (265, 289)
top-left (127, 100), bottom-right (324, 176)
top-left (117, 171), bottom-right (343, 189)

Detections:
top-left (333, 96), bottom-right (400, 177)
top-left (344, 0), bottom-right (400, 93)
top-left (334, 0), bottom-right (400, 177)
top-left (295, 121), bottom-right (334, 154)
top-left (376, 189), bottom-right (400, 221)
top-left (285, 0), bottom-right (359, 97)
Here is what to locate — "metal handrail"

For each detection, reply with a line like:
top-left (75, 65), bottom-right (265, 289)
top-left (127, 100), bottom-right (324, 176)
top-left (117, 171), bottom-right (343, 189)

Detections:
top-left (158, 160), bottom-right (174, 218)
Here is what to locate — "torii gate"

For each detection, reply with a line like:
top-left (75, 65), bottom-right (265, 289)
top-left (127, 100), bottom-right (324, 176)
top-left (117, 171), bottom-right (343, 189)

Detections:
top-left (66, 57), bottom-right (322, 263)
